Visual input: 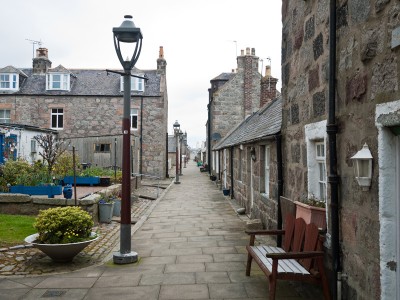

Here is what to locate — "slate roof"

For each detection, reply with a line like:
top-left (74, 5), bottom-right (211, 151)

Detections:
top-left (0, 66), bottom-right (28, 77)
top-left (213, 96), bottom-right (282, 150)
top-left (1, 66), bottom-right (161, 97)
top-left (211, 72), bottom-right (236, 82)
top-left (0, 123), bottom-right (58, 134)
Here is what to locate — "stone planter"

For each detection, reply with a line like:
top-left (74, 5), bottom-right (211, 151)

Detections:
top-left (98, 202), bottom-right (114, 223)
top-left (24, 232), bottom-right (98, 262)
top-left (294, 201), bottom-right (326, 230)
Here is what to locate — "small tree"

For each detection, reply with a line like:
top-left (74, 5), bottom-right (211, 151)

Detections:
top-left (34, 134), bottom-right (67, 177)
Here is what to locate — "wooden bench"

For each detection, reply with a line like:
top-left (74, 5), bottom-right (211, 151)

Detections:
top-left (245, 215), bottom-right (331, 300)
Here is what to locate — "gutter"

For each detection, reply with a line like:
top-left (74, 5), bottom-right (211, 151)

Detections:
top-left (230, 146), bottom-right (234, 198)
top-left (328, 1), bottom-right (341, 299)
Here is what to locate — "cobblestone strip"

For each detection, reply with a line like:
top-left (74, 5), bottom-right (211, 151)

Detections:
top-left (0, 185), bottom-right (167, 276)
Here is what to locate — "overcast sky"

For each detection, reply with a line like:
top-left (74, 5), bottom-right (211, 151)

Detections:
top-left (0, 0), bottom-right (282, 148)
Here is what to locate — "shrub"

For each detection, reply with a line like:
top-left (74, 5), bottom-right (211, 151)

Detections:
top-left (34, 206), bottom-right (94, 244)
top-left (53, 152), bottom-right (79, 178)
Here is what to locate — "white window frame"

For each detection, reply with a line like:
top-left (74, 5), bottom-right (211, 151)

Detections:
top-left (31, 139), bottom-right (37, 153)
top-left (264, 146), bottom-right (270, 197)
top-left (51, 108), bottom-right (64, 130)
top-left (0, 109), bottom-right (11, 123)
top-left (0, 73), bottom-right (18, 90)
top-left (130, 108), bottom-right (138, 130)
top-left (120, 76), bottom-right (145, 92)
top-left (46, 73), bottom-right (70, 91)
top-left (316, 142), bottom-right (327, 202)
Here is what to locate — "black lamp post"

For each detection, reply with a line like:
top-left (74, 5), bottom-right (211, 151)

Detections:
top-left (112, 15), bottom-right (142, 265)
top-left (173, 120), bottom-right (180, 184)
top-left (179, 130), bottom-right (183, 176)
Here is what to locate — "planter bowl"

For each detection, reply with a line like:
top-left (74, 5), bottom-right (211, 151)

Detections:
top-left (223, 188), bottom-right (230, 196)
top-left (25, 232), bottom-right (98, 262)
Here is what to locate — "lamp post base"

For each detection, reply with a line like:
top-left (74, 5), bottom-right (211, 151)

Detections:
top-left (174, 181), bottom-right (181, 184)
top-left (113, 251), bottom-right (138, 264)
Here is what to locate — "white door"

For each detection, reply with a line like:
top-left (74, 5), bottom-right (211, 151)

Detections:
top-left (223, 149), bottom-right (227, 188)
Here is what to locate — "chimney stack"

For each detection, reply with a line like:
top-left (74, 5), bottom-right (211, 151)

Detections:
top-left (157, 46), bottom-right (167, 74)
top-left (32, 48), bottom-right (52, 74)
top-left (260, 65), bottom-right (278, 108)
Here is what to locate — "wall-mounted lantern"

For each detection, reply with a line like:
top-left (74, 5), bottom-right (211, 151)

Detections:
top-left (350, 143), bottom-right (373, 191)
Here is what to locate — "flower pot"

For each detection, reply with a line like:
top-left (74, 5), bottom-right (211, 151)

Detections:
top-left (223, 188), bottom-right (230, 196)
top-left (113, 199), bottom-right (121, 217)
top-left (24, 232), bottom-right (98, 262)
top-left (210, 175), bottom-right (217, 181)
top-left (294, 201), bottom-right (326, 230)
top-left (99, 202), bottom-right (114, 223)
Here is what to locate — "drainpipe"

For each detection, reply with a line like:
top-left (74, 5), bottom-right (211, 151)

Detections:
top-left (230, 146), bottom-right (234, 199)
top-left (328, 1), bottom-right (341, 299)
top-left (166, 132), bottom-right (169, 178)
top-left (275, 133), bottom-right (283, 247)
top-left (207, 89), bottom-right (212, 175)
top-left (140, 96), bottom-right (143, 179)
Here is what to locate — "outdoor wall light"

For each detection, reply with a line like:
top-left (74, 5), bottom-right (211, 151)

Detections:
top-left (350, 143), bottom-right (373, 191)
top-left (112, 15), bottom-right (142, 265)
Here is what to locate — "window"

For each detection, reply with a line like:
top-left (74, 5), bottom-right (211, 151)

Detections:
top-left (0, 110), bottom-right (10, 123)
top-left (0, 74), bottom-right (18, 90)
top-left (264, 146), bottom-right (270, 197)
top-left (31, 139), bottom-right (37, 153)
top-left (51, 108), bottom-right (64, 129)
top-left (46, 73), bottom-right (70, 90)
top-left (316, 142), bottom-right (327, 201)
top-left (305, 120), bottom-right (327, 203)
top-left (120, 76), bottom-right (145, 92)
top-left (130, 108), bottom-right (138, 129)
top-left (95, 143), bottom-right (111, 152)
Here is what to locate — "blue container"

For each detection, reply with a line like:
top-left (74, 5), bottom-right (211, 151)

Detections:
top-left (63, 176), bottom-right (100, 186)
top-left (10, 185), bottom-right (62, 198)
top-left (63, 184), bottom-right (73, 199)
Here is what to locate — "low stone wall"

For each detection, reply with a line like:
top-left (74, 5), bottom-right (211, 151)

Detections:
top-left (0, 184), bottom-right (125, 224)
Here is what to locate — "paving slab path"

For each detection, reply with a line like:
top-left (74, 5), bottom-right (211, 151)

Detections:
top-left (0, 162), bottom-right (324, 299)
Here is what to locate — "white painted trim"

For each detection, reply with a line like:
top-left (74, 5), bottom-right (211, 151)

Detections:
top-left (376, 99), bottom-right (400, 300)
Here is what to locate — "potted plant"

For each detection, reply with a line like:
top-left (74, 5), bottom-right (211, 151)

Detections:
top-left (294, 193), bottom-right (326, 230)
top-left (24, 206), bottom-right (98, 262)
top-left (98, 192), bottom-right (115, 223)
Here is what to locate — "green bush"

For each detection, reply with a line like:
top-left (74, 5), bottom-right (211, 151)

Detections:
top-left (53, 152), bottom-right (79, 178)
top-left (34, 206), bottom-right (94, 244)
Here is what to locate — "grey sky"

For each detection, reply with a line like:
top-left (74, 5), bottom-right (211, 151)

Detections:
top-left (0, 0), bottom-right (282, 148)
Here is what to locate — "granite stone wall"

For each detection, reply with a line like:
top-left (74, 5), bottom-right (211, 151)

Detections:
top-left (281, 0), bottom-right (400, 298)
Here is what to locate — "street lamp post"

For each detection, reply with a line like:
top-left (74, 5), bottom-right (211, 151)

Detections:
top-left (179, 130), bottom-right (183, 176)
top-left (112, 15), bottom-right (142, 265)
top-left (173, 121), bottom-right (180, 184)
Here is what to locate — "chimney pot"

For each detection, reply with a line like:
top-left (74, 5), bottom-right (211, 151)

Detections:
top-left (246, 47), bottom-right (250, 55)
top-left (241, 49), bottom-right (244, 56)
top-left (265, 65), bottom-right (271, 77)
top-left (251, 48), bottom-right (255, 55)
top-left (36, 48), bottom-right (48, 58)
top-left (159, 46), bottom-right (164, 58)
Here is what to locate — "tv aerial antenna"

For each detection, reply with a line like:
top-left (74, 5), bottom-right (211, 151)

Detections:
top-left (25, 39), bottom-right (43, 59)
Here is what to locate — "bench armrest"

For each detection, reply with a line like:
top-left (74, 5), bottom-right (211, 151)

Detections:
top-left (266, 251), bottom-right (324, 260)
top-left (245, 229), bottom-right (286, 236)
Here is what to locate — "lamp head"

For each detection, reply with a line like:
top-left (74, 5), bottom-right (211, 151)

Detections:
top-left (173, 120), bottom-right (180, 134)
top-left (113, 15), bottom-right (143, 71)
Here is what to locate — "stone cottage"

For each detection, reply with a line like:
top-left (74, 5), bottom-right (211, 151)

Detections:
top-left (0, 47), bottom-right (168, 178)
top-left (207, 47), bottom-right (261, 176)
top-left (281, 0), bottom-right (400, 299)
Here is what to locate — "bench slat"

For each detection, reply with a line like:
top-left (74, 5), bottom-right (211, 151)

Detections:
top-left (251, 246), bottom-right (310, 275)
